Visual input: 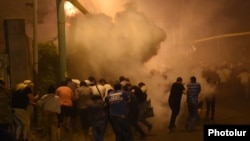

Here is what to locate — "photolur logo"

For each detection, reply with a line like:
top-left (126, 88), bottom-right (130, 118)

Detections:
top-left (208, 129), bottom-right (247, 136)
top-left (204, 125), bottom-right (250, 141)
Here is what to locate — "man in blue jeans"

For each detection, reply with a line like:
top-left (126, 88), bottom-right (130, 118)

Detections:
top-left (186, 76), bottom-right (201, 131)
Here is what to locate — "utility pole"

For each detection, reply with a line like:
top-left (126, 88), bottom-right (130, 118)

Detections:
top-left (56, 0), bottom-right (88, 82)
top-left (56, 0), bottom-right (67, 82)
top-left (32, 0), bottom-right (38, 128)
top-left (33, 0), bottom-right (38, 92)
top-left (25, 0), bottom-right (38, 89)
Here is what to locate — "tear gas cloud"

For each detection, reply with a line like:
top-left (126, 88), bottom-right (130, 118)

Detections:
top-left (1, 0), bottom-right (248, 132)
top-left (65, 0), bottom-right (217, 129)
top-left (34, 0), bottom-right (249, 130)
top-left (66, 3), bottom-right (166, 80)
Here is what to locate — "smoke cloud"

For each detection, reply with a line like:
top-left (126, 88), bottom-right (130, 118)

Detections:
top-left (1, 0), bottom-right (249, 134)
top-left (63, 0), bottom-right (250, 130)
top-left (66, 3), bottom-right (166, 80)
top-left (65, 2), bottom-right (172, 129)
top-left (26, 0), bottom-right (249, 130)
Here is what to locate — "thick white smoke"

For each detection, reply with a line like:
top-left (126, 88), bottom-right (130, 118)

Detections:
top-left (64, 1), bottom-right (216, 130)
top-left (65, 2), bottom-right (172, 129)
top-left (24, 0), bottom-right (249, 131)
top-left (66, 3), bottom-right (166, 80)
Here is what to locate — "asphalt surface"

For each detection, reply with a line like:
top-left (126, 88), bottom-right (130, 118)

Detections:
top-left (33, 91), bottom-right (250, 141)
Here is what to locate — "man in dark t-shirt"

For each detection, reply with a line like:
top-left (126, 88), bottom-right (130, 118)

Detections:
top-left (168, 77), bottom-right (185, 132)
top-left (11, 82), bottom-right (35, 141)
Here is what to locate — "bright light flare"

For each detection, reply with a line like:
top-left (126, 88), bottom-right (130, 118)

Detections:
top-left (64, 1), bottom-right (80, 17)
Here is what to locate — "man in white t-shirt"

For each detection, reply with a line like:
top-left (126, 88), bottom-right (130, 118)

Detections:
top-left (88, 76), bottom-right (106, 100)
top-left (99, 78), bottom-right (113, 101)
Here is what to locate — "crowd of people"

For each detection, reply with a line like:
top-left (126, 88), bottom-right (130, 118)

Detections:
top-left (0, 75), bottom-right (154, 141)
top-left (0, 61), bottom-right (249, 141)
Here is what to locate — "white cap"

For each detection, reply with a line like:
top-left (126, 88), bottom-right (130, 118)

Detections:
top-left (23, 80), bottom-right (32, 84)
top-left (23, 80), bottom-right (33, 87)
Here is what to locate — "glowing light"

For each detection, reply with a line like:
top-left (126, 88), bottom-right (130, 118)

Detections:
top-left (78, 0), bottom-right (125, 17)
top-left (64, 1), bottom-right (80, 17)
top-left (78, 0), bottom-right (102, 13)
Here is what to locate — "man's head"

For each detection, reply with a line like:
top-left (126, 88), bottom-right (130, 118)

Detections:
top-left (80, 81), bottom-right (88, 87)
top-left (176, 77), bottom-right (183, 82)
top-left (47, 85), bottom-right (56, 94)
top-left (190, 76), bottom-right (196, 83)
top-left (88, 76), bottom-right (96, 85)
top-left (119, 76), bottom-right (125, 82)
top-left (114, 83), bottom-right (122, 91)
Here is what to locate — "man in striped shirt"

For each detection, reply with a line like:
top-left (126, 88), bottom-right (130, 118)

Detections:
top-left (185, 76), bottom-right (201, 131)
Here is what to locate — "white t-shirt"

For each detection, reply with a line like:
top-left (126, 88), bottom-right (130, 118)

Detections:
top-left (90, 84), bottom-right (106, 99)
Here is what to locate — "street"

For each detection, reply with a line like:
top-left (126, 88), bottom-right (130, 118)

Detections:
top-left (33, 92), bottom-right (250, 141)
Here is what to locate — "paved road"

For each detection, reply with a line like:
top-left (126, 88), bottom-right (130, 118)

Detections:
top-left (33, 92), bottom-right (250, 141)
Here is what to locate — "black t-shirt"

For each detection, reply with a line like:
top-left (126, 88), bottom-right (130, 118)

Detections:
top-left (168, 82), bottom-right (185, 105)
top-left (11, 86), bottom-right (32, 109)
top-left (132, 86), bottom-right (147, 104)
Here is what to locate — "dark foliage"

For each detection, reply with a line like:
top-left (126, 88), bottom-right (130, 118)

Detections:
top-left (38, 42), bottom-right (60, 95)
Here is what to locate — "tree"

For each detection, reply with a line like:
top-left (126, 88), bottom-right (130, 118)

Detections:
top-left (38, 42), bottom-right (60, 95)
